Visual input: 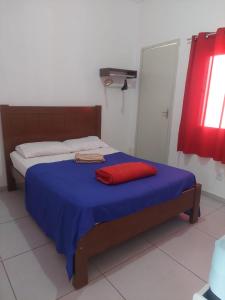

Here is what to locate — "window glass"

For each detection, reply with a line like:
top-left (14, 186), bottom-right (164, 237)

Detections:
top-left (203, 55), bottom-right (225, 129)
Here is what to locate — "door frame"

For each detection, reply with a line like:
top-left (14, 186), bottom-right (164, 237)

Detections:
top-left (135, 39), bottom-right (180, 163)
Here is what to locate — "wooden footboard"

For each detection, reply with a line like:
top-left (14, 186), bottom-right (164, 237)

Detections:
top-left (73, 183), bottom-right (201, 289)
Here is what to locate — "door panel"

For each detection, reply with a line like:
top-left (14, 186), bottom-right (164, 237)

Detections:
top-left (136, 41), bottom-right (179, 163)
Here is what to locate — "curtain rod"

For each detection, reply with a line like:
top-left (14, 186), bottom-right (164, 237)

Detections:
top-left (187, 32), bottom-right (216, 42)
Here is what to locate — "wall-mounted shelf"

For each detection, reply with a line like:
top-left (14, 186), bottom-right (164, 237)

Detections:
top-left (100, 68), bottom-right (137, 78)
top-left (100, 68), bottom-right (137, 90)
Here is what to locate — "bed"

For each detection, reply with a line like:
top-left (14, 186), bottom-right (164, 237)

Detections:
top-left (0, 105), bottom-right (201, 289)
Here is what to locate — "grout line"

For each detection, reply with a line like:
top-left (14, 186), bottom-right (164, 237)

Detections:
top-left (95, 242), bottom-right (154, 276)
top-left (139, 219), bottom-right (216, 283)
top-left (145, 224), bottom-right (216, 246)
top-left (0, 215), bottom-right (29, 225)
top-left (94, 262), bottom-right (105, 275)
top-left (142, 223), bottom-right (191, 247)
top-left (194, 204), bottom-right (225, 239)
top-left (200, 204), bottom-right (225, 218)
top-left (86, 265), bottom-right (104, 284)
top-left (141, 205), bottom-right (224, 248)
top-left (194, 226), bottom-right (218, 240)
top-left (156, 246), bottom-right (207, 283)
top-left (146, 225), bottom-right (216, 248)
top-left (0, 192), bottom-right (221, 299)
top-left (2, 262), bottom-right (18, 300)
top-left (56, 275), bottom-right (104, 300)
top-left (55, 282), bottom-right (75, 300)
top-left (93, 219), bottom-right (211, 278)
top-left (57, 290), bottom-right (75, 300)
top-left (202, 191), bottom-right (225, 203)
top-left (3, 241), bottom-right (52, 262)
top-left (104, 275), bottom-right (127, 300)
top-left (99, 245), bottom-right (157, 276)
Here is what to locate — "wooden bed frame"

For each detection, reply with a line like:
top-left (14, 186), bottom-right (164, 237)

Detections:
top-left (0, 105), bottom-right (201, 289)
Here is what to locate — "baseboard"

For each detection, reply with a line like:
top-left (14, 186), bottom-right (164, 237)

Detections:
top-left (202, 190), bottom-right (225, 203)
top-left (0, 186), bottom-right (7, 192)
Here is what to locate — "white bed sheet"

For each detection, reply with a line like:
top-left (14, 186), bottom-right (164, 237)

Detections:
top-left (10, 147), bottom-right (118, 177)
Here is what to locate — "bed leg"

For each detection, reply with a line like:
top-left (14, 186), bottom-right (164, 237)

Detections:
top-left (7, 177), bottom-right (17, 191)
top-left (72, 246), bottom-right (88, 289)
top-left (189, 183), bottom-right (201, 224)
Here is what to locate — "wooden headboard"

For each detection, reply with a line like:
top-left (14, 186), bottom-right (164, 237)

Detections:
top-left (0, 105), bottom-right (101, 190)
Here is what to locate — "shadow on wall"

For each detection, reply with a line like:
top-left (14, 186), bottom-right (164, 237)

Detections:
top-left (182, 152), bottom-right (225, 178)
top-left (178, 151), bottom-right (225, 199)
top-left (214, 161), bottom-right (225, 182)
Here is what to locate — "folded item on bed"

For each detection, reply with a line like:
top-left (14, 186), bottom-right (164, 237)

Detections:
top-left (75, 153), bottom-right (105, 163)
top-left (96, 162), bottom-right (157, 184)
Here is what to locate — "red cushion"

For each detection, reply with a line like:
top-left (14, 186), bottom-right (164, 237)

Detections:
top-left (96, 162), bottom-right (157, 185)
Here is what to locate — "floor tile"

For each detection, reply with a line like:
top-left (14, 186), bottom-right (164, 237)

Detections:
top-left (59, 278), bottom-right (124, 300)
top-left (88, 257), bottom-right (103, 281)
top-left (0, 262), bottom-right (16, 300)
top-left (106, 247), bottom-right (204, 300)
top-left (143, 215), bottom-right (190, 245)
top-left (0, 216), bottom-right (50, 260)
top-left (4, 243), bottom-right (101, 300)
top-left (201, 195), bottom-right (224, 209)
top-left (93, 233), bottom-right (152, 273)
top-left (200, 206), bottom-right (217, 218)
top-left (196, 210), bottom-right (225, 239)
top-left (200, 195), bottom-right (224, 217)
top-left (156, 227), bottom-right (215, 281)
top-left (0, 191), bottom-right (27, 224)
top-left (1, 190), bottom-right (221, 300)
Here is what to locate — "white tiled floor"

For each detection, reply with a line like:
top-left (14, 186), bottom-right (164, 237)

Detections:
top-left (0, 217), bottom-right (49, 260)
top-left (0, 190), bottom-right (225, 300)
top-left (105, 247), bottom-right (204, 300)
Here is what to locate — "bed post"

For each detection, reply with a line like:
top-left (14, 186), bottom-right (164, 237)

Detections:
top-left (5, 172), bottom-right (17, 191)
top-left (95, 105), bottom-right (101, 139)
top-left (0, 105), bottom-right (17, 191)
top-left (73, 242), bottom-right (88, 289)
top-left (189, 183), bottom-right (201, 224)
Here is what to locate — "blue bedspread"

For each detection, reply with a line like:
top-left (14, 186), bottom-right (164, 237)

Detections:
top-left (25, 152), bottom-right (196, 278)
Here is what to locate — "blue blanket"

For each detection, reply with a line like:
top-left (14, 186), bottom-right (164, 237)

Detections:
top-left (25, 152), bottom-right (196, 278)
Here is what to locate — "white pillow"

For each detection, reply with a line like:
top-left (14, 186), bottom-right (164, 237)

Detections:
top-left (15, 141), bottom-right (72, 159)
top-left (63, 136), bottom-right (109, 152)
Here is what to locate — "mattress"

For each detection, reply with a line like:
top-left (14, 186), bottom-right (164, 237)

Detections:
top-left (10, 147), bottom-right (118, 177)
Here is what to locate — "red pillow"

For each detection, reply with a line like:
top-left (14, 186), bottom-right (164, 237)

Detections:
top-left (96, 162), bottom-right (157, 185)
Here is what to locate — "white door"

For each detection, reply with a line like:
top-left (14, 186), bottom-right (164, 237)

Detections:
top-left (135, 41), bottom-right (179, 163)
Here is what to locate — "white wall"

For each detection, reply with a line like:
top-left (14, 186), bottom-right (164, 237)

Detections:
top-left (2, 0), bottom-right (225, 198)
top-left (0, 0), bottom-right (141, 187)
top-left (138, 0), bottom-right (225, 198)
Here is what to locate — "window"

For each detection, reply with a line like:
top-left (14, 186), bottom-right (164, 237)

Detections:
top-left (202, 55), bottom-right (225, 129)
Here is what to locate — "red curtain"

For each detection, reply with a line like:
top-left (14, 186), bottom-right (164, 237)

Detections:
top-left (177, 28), bottom-right (225, 163)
